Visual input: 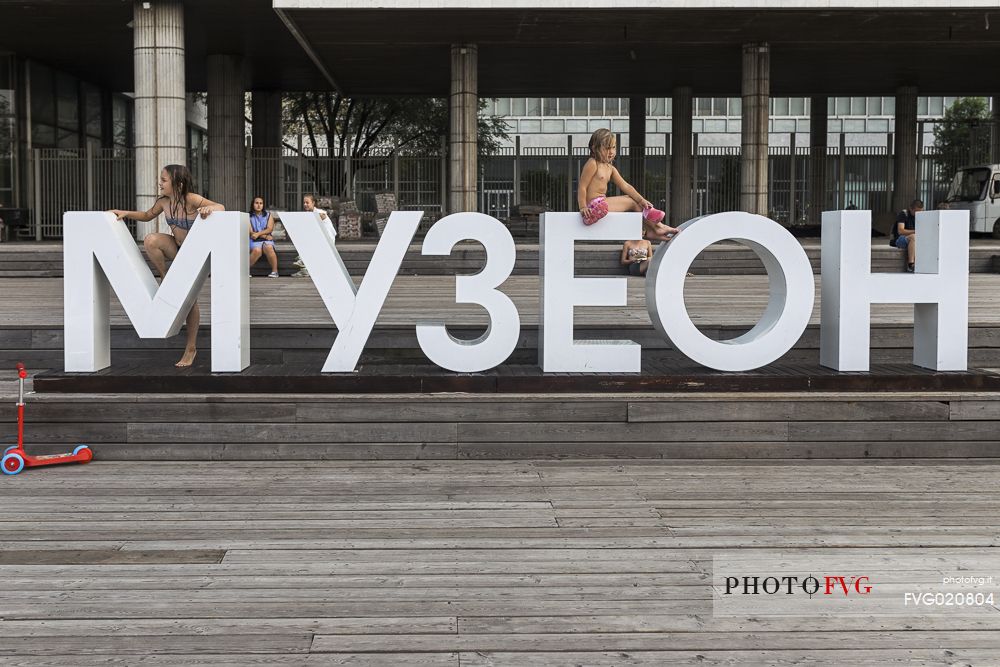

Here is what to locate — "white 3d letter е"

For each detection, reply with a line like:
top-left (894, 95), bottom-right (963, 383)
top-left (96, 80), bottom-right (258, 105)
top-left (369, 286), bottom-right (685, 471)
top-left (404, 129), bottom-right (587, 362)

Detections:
top-left (280, 210), bottom-right (422, 372)
top-left (417, 213), bottom-right (520, 372)
top-left (63, 211), bottom-right (250, 372)
top-left (647, 212), bottom-right (814, 371)
top-left (540, 212), bottom-right (642, 372)
top-left (820, 209), bottom-right (969, 371)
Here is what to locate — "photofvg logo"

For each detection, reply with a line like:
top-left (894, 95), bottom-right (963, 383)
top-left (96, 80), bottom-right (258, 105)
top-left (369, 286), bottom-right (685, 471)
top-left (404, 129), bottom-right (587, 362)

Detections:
top-left (724, 574), bottom-right (872, 597)
top-left (713, 553), bottom-right (1000, 617)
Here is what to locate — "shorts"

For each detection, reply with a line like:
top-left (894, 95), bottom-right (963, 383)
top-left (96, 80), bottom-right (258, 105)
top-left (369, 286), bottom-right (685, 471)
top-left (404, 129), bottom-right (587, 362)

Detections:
top-left (894, 235), bottom-right (910, 249)
top-left (583, 196), bottom-right (609, 225)
top-left (250, 238), bottom-right (275, 250)
top-left (628, 262), bottom-right (645, 276)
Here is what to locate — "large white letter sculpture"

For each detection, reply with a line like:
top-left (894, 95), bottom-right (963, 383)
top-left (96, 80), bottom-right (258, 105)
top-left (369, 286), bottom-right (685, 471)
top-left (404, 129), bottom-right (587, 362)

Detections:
top-left (647, 212), bottom-right (815, 371)
top-left (540, 212), bottom-right (642, 372)
top-left (417, 213), bottom-right (520, 372)
top-left (63, 211), bottom-right (250, 372)
top-left (820, 209), bottom-right (969, 371)
top-left (280, 210), bottom-right (422, 372)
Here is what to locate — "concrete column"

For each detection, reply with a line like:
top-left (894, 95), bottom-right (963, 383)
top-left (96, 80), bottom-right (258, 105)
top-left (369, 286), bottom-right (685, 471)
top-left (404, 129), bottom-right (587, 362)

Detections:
top-left (207, 54), bottom-right (246, 212)
top-left (740, 43), bottom-right (770, 215)
top-left (991, 95), bottom-right (1000, 164)
top-left (133, 0), bottom-right (186, 238)
top-left (893, 85), bottom-right (918, 213)
top-left (251, 90), bottom-right (283, 205)
top-left (448, 44), bottom-right (477, 214)
top-left (808, 95), bottom-right (828, 224)
top-left (669, 87), bottom-right (693, 224)
top-left (628, 96), bottom-right (646, 195)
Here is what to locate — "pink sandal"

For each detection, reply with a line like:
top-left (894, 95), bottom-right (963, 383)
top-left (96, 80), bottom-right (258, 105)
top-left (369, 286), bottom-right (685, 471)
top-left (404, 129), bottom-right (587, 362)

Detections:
top-left (643, 203), bottom-right (666, 224)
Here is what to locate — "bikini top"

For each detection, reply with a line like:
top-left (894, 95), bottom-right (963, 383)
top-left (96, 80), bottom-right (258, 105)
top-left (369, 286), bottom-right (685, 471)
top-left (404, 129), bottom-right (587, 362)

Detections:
top-left (163, 196), bottom-right (200, 230)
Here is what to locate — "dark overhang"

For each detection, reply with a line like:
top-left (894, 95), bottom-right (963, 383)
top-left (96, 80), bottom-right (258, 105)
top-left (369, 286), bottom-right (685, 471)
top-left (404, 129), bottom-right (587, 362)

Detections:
top-left (2, 1), bottom-right (999, 96)
top-left (0, 0), bottom-right (321, 91)
top-left (273, 2), bottom-right (1000, 96)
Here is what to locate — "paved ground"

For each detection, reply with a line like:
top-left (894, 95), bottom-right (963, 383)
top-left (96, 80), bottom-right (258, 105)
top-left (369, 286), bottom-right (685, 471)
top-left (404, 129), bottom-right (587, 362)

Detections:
top-left (1, 459), bottom-right (999, 665)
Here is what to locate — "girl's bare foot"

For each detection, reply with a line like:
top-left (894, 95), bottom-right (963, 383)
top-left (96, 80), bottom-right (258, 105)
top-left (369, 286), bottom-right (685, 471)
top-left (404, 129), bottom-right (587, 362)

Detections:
top-left (645, 221), bottom-right (680, 241)
top-left (176, 348), bottom-right (197, 368)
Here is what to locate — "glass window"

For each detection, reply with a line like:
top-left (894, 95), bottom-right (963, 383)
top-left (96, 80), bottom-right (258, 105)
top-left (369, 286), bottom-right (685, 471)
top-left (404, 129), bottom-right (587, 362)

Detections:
top-left (866, 96), bottom-right (882, 115)
top-left (917, 97), bottom-right (928, 115)
top-left (511, 98), bottom-right (526, 116)
top-left (620, 98), bottom-right (629, 114)
top-left (695, 97), bottom-right (712, 116)
top-left (773, 98), bottom-right (789, 116)
top-left (495, 98), bottom-right (510, 116)
top-left (57, 125), bottom-right (78, 149)
top-left (835, 97), bottom-right (851, 115)
top-left (589, 97), bottom-right (603, 115)
top-left (605, 98), bottom-right (619, 116)
top-left (664, 98), bottom-right (672, 116)
top-left (29, 62), bottom-right (55, 125)
top-left (648, 97), bottom-right (665, 116)
top-left (574, 98), bottom-right (588, 115)
top-left (525, 98), bottom-right (540, 116)
top-left (851, 97), bottom-right (866, 115)
top-left (789, 97), bottom-right (805, 116)
top-left (883, 97), bottom-right (894, 115)
top-left (728, 98), bottom-right (740, 117)
top-left (31, 123), bottom-right (55, 147)
top-left (84, 84), bottom-right (102, 138)
top-left (542, 98), bottom-right (557, 116)
top-left (558, 98), bottom-right (572, 115)
top-left (56, 72), bottom-right (78, 130)
top-left (928, 97), bottom-right (944, 116)
top-left (112, 94), bottom-right (131, 148)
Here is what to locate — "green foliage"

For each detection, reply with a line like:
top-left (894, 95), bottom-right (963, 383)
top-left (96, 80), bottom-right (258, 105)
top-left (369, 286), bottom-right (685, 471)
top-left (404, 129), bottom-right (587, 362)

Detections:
top-left (933, 97), bottom-right (992, 177)
top-left (282, 93), bottom-right (509, 158)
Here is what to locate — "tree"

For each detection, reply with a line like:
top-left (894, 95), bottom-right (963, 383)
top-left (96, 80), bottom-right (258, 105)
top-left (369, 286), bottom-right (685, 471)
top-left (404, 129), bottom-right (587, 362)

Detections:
top-left (282, 93), bottom-right (508, 157)
top-left (933, 96), bottom-right (992, 178)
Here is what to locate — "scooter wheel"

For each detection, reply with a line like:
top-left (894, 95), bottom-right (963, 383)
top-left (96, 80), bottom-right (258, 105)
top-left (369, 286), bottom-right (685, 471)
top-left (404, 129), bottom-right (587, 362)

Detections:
top-left (72, 445), bottom-right (93, 461)
top-left (4, 445), bottom-right (17, 454)
top-left (2, 452), bottom-right (25, 475)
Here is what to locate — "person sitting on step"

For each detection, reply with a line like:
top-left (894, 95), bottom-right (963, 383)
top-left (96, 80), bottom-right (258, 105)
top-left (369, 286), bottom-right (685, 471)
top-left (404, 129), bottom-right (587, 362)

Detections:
top-left (291, 194), bottom-right (333, 278)
top-left (249, 195), bottom-right (279, 278)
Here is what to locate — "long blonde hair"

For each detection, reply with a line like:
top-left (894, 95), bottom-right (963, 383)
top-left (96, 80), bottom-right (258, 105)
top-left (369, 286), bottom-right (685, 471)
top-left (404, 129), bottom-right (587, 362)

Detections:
top-left (588, 128), bottom-right (616, 163)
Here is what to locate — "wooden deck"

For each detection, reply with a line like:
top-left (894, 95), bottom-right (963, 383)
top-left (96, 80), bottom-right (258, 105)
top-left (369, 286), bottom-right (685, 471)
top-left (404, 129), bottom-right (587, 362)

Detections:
top-left (1, 459), bottom-right (999, 665)
top-left (6, 274), bottom-right (1000, 368)
top-left (3, 237), bottom-right (1000, 278)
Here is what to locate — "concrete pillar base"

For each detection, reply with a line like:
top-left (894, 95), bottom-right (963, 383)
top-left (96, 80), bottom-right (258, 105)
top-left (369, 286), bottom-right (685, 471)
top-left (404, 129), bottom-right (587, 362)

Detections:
top-left (808, 96), bottom-right (828, 225)
top-left (133, 0), bottom-right (186, 239)
top-left (208, 54), bottom-right (247, 212)
top-left (670, 87), bottom-right (693, 225)
top-left (893, 86), bottom-right (918, 213)
top-left (448, 44), bottom-right (477, 214)
top-left (251, 91), bottom-right (283, 206)
top-left (740, 42), bottom-right (770, 216)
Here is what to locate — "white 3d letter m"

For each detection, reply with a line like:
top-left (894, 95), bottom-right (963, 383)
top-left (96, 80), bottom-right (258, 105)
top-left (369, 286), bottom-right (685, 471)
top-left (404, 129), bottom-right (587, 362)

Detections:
top-left (63, 211), bottom-right (250, 372)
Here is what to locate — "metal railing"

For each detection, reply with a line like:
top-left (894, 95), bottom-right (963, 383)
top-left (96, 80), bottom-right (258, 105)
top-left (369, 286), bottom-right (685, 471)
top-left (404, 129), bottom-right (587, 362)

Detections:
top-left (28, 137), bottom-right (982, 239)
top-left (30, 147), bottom-right (135, 239)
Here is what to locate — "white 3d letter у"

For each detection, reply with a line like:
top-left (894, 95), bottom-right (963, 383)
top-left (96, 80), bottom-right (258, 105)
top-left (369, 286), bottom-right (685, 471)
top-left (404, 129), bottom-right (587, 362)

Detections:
top-left (279, 210), bottom-right (422, 372)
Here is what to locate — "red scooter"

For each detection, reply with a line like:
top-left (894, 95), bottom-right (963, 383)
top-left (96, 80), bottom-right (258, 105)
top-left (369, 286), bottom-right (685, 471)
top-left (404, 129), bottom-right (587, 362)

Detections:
top-left (2, 363), bottom-right (92, 475)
